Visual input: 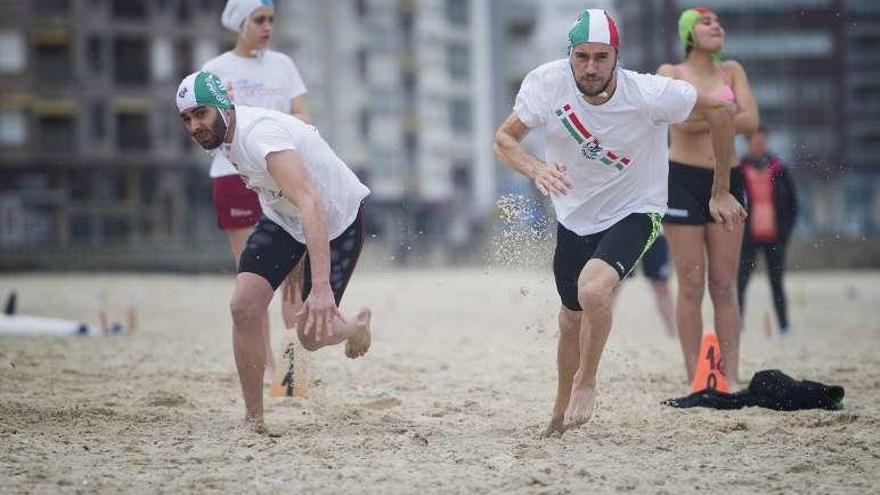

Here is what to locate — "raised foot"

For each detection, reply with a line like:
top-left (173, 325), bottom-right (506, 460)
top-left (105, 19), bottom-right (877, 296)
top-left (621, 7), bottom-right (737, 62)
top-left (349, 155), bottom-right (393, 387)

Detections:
top-left (345, 308), bottom-right (372, 359)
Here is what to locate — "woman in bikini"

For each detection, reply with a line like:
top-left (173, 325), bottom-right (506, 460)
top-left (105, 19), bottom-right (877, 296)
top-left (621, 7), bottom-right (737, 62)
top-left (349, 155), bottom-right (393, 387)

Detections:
top-left (658, 7), bottom-right (759, 385)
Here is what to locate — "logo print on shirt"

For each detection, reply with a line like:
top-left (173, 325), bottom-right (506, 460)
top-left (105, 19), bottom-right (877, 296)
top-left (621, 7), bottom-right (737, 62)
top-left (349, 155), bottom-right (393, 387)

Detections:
top-left (240, 175), bottom-right (283, 201)
top-left (555, 104), bottom-right (632, 171)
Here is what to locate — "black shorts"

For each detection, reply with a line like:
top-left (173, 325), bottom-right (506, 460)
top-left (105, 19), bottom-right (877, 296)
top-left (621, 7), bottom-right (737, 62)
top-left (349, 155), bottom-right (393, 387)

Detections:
top-left (640, 233), bottom-right (669, 281)
top-left (238, 205), bottom-right (365, 304)
top-left (554, 212), bottom-right (662, 311)
top-left (664, 161), bottom-right (745, 225)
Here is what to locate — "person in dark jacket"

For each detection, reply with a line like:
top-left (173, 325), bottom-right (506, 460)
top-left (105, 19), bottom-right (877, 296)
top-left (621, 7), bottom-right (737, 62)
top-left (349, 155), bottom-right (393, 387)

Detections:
top-left (737, 125), bottom-right (798, 335)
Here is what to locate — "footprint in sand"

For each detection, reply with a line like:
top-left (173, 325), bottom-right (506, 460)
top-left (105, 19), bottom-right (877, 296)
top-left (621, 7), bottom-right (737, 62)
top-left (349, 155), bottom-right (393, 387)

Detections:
top-left (140, 391), bottom-right (189, 408)
top-left (363, 397), bottom-right (402, 410)
top-left (512, 442), bottom-right (550, 460)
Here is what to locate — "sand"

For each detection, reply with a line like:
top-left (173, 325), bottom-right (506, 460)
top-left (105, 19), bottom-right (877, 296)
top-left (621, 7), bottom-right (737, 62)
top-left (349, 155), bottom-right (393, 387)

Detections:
top-left (1, 269), bottom-right (878, 494)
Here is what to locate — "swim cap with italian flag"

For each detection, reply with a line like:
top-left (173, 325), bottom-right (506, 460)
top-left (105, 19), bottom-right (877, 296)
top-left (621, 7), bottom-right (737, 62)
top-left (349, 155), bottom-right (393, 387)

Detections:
top-left (568, 9), bottom-right (620, 50)
top-left (175, 71), bottom-right (233, 113)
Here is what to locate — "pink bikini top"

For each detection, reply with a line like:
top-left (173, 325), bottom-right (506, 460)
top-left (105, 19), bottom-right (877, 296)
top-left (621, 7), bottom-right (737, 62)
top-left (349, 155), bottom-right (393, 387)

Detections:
top-left (674, 64), bottom-right (736, 103)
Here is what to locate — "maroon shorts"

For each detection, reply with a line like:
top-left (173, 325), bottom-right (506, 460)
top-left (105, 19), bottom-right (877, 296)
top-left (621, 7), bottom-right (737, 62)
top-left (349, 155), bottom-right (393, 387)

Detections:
top-left (212, 175), bottom-right (262, 230)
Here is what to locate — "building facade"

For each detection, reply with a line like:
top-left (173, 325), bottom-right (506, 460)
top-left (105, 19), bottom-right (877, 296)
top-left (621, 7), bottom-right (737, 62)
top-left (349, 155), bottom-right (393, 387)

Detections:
top-left (0, 0), bottom-right (233, 267)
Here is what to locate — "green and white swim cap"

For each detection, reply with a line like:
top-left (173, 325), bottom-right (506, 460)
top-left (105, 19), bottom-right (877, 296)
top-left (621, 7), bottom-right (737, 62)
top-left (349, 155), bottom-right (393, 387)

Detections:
top-left (175, 71), bottom-right (233, 113)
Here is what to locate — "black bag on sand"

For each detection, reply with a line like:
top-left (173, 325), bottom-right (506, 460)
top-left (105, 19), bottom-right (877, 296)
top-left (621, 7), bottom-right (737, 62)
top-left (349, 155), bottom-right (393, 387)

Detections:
top-left (662, 369), bottom-right (845, 411)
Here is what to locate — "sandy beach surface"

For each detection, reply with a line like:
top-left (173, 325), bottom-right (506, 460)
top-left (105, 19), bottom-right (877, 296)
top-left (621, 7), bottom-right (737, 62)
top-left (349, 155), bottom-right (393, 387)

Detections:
top-left (1, 268), bottom-right (878, 494)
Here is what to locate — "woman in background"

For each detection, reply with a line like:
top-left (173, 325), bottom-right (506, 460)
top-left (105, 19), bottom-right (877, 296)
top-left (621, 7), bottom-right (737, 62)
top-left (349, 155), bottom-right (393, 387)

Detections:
top-left (658, 7), bottom-right (759, 385)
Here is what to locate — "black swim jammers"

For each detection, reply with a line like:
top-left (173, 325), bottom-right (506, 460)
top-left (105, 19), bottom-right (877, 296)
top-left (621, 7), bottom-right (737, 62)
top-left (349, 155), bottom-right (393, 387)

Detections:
top-left (238, 205), bottom-right (366, 304)
top-left (554, 212), bottom-right (662, 311)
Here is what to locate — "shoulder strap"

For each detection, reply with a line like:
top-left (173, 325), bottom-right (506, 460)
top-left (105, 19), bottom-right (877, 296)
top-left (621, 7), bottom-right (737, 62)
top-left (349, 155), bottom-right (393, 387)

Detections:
top-left (717, 63), bottom-right (733, 86)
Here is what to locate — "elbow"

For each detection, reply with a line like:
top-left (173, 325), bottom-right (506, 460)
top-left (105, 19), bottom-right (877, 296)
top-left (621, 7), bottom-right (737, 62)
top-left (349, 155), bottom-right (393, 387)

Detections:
top-left (492, 140), bottom-right (503, 160)
top-left (707, 104), bottom-right (735, 128)
top-left (492, 132), bottom-right (507, 160)
top-left (743, 115), bottom-right (760, 135)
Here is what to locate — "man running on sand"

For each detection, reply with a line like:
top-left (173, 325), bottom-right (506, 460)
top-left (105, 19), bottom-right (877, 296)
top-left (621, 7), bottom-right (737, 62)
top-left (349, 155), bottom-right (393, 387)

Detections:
top-left (176, 71), bottom-right (372, 430)
top-left (493, 9), bottom-right (745, 437)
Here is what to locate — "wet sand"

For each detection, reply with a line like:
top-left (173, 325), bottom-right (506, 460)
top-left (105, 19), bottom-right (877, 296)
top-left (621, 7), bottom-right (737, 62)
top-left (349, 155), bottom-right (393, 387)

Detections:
top-left (1, 269), bottom-right (878, 494)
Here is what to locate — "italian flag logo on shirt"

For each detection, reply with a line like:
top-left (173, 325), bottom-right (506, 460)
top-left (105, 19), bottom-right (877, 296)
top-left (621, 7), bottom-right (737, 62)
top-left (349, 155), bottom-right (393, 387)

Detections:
top-left (555, 104), bottom-right (632, 171)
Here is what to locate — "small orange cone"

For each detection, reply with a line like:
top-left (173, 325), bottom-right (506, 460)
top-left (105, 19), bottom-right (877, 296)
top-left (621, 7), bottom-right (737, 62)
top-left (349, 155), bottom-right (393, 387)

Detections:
top-left (691, 332), bottom-right (729, 392)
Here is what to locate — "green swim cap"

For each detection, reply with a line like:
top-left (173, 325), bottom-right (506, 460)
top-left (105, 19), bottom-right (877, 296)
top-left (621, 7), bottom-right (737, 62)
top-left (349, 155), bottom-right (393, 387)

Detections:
top-left (678, 7), bottom-right (722, 61)
top-left (175, 71), bottom-right (233, 112)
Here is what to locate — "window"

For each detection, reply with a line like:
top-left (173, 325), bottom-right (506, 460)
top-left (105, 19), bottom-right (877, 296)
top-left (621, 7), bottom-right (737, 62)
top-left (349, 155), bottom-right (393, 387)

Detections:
top-left (355, 0), bottom-right (368, 18)
top-left (37, 115), bottom-right (76, 152)
top-left (35, 0), bottom-right (70, 14)
top-left (113, 38), bottom-right (149, 84)
top-left (507, 19), bottom-right (534, 41)
top-left (451, 162), bottom-right (471, 188)
top-left (449, 98), bottom-right (471, 133)
top-left (86, 36), bottom-right (104, 74)
top-left (90, 102), bottom-right (106, 140)
top-left (95, 169), bottom-right (127, 202)
top-left (402, 72), bottom-right (417, 92)
top-left (177, 0), bottom-right (191, 22)
top-left (403, 132), bottom-right (417, 160)
top-left (71, 214), bottom-right (93, 241)
top-left (35, 43), bottom-right (73, 82)
top-left (447, 43), bottom-right (470, 80)
top-left (399, 9), bottom-right (414, 32)
top-left (356, 47), bottom-right (368, 79)
top-left (112, 0), bottom-right (146, 18)
top-left (102, 216), bottom-right (131, 241)
top-left (0, 31), bottom-right (26, 74)
top-left (0, 111), bottom-right (27, 146)
top-left (176, 40), bottom-right (195, 81)
top-left (359, 108), bottom-right (371, 140)
top-left (445, 0), bottom-right (469, 26)
top-left (116, 111), bottom-right (150, 150)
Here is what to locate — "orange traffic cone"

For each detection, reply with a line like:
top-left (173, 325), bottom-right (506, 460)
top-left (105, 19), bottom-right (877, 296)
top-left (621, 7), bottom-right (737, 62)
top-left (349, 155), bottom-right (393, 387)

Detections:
top-left (691, 332), bottom-right (729, 393)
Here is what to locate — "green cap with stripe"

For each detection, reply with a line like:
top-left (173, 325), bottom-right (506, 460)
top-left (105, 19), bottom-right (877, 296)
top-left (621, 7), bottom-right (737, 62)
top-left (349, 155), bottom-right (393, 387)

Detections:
top-left (176, 71), bottom-right (233, 112)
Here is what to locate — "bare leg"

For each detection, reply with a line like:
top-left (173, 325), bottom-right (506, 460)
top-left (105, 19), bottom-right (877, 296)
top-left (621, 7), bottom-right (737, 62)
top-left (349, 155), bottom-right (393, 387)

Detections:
top-left (228, 228), bottom-right (275, 381)
top-left (706, 222), bottom-right (744, 385)
top-left (229, 272), bottom-right (275, 427)
top-left (666, 224), bottom-right (707, 383)
top-left (280, 259), bottom-right (305, 329)
top-left (565, 259), bottom-right (620, 427)
top-left (649, 279), bottom-right (676, 337)
top-left (542, 306), bottom-right (581, 438)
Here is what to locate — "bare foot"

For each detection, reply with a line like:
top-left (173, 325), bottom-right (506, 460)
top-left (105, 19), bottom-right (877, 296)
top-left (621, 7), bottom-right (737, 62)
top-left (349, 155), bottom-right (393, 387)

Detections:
top-left (564, 386), bottom-right (596, 428)
top-left (345, 308), bottom-right (372, 359)
top-left (541, 416), bottom-right (565, 438)
top-left (245, 416), bottom-right (267, 435)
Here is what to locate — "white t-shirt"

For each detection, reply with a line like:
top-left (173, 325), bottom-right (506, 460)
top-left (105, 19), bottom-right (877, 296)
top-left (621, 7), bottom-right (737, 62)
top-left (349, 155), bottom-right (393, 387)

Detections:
top-left (514, 59), bottom-right (697, 235)
top-left (202, 50), bottom-right (307, 178)
top-left (221, 105), bottom-right (370, 243)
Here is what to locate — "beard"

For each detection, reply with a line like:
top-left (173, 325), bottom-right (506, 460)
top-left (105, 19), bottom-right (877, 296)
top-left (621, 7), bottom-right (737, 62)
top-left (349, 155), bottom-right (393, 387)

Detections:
top-left (576, 74), bottom-right (613, 97)
top-left (193, 111), bottom-right (227, 150)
